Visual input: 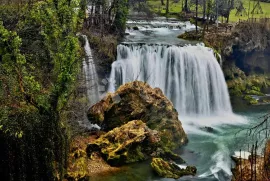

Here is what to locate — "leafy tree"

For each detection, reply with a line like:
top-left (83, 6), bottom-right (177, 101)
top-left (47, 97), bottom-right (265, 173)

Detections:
top-left (0, 0), bottom-right (85, 180)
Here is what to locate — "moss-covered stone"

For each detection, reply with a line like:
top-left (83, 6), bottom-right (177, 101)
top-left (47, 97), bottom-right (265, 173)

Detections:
top-left (151, 157), bottom-right (196, 179)
top-left (227, 75), bottom-right (270, 104)
top-left (87, 81), bottom-right (187, 150)
top-left (243, 95), bottom-right (258, 105)
top-left (86, 120), bottom-right (161, 166)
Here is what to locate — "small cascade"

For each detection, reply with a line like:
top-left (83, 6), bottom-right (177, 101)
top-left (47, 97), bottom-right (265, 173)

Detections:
top-left (109, 44), bottom-right (232, 116)
top-left (82, 35), bottom-right (100, 106)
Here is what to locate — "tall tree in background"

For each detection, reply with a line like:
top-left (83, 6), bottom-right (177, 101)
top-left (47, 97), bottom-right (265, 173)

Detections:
top-left (183, 0), bottom-right (190, 12)
top-left (0, 0), bottom-right (84, 180)
top-left (161, 0), bottom-right (165, 5)
top-left (196, 0), bottom-right (198, 33)
top-left (166, 0), bottom-right (169, 15)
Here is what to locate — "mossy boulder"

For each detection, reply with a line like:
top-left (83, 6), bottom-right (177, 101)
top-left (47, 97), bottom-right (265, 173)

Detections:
top-left (87, 81), bottom-right (187, 149)
top-left (151, 157), bottom-right (196, 179)
top-left (227, 75), bottom-right (269, 104)
top-left (243, 95), bottom-right (258, 105)
top-left (86, 120), bottom-right (161, 166)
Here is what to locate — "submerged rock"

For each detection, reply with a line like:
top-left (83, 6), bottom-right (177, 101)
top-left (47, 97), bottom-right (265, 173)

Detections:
top-left (86, 120), bottom-right (161, 166)
top-left (151, 157), bottom-right (196, 179)
top-left (87, 81), bottom-right (187, 149)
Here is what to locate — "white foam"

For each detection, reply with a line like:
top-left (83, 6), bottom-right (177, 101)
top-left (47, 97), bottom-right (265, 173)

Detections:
top-left (177, 164), bottom-right (187, 169)
top-left (232, 151), bottom-right (251, 160)
top-left (180, 113), bottom-right (248, 134)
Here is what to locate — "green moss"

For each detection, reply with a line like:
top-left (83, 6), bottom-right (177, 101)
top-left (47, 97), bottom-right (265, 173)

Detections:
top-left (243, 95), bottom-right (258, 105)
top-left (245, 89), bottom-right (264, 96)
top-left (227, 75), bottom-right (269, 104)
top-left (151, 157), bottom-right (196, 179)
top-left (86, 120), bottom-right (160, 166)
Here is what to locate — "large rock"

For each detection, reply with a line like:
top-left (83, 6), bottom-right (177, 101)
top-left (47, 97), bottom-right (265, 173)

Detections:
top-left (87, 81), bottom-right (187, 149)
top-left (86, 120), bottom-right (161, 166)
top-left (151, 157), bottom-right (196, 179)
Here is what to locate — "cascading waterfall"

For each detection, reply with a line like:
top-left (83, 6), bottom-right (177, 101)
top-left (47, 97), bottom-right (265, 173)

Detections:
top-left (82, 35), bottom-right (100, 106)
top-left (109, 44), bottom-right (232, 116)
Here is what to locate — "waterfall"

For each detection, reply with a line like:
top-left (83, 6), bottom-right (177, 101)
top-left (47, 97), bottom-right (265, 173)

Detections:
top-left (109, 44), bottom-right (232, 116)
top-left (82, 35), bottom-right (100, 106)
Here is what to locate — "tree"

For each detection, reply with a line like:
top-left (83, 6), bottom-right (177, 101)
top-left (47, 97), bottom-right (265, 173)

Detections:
top-left (196, 0), bottom-right (198, 33)
top-left (0, 0), bottom-right (84, 179)
top-left (166, 0), bottom-right (169, 15)
top-left (183, 0), bottom-right (190, 12)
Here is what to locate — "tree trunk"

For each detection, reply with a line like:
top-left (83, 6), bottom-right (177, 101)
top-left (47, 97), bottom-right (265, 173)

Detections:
top-left (166, 0), bottom-right (169, 15)
top-left (196, 0), bottom-right (198, 34)
top-left (161, 0), bottom-right (165, 6)
top-left (203, 0), bottom-right (206, 20)
top-left (183, 0), bottom-right (189, 12)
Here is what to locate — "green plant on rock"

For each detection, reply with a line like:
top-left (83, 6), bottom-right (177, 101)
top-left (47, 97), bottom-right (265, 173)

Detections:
top-left (243, 95), bottom-right (258, 105)
top-left (151, 157), bottom-right (196, 179)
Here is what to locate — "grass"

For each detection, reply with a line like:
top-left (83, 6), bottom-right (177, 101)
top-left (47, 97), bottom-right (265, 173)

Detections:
top-left (147, 0), bottom-right (270, 22)
top-left (229, 0), bottom-right (270, 22)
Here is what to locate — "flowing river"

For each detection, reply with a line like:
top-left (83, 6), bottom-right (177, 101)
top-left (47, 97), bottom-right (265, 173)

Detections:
top-left (83, 18), bottom-right (268, 181)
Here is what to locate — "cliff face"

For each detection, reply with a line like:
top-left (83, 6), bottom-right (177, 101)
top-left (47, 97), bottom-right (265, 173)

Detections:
top-left (221, 21), bottom-right (270, 75)
top-left (202, 21), bottom-right (270, 104)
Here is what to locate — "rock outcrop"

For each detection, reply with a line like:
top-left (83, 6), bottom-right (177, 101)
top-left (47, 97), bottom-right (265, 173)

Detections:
top-left (151, 157), bottom-right (196, 179)
top-left (87, 81), bottom-right (187, 149)
top-left (219, 22), bottom-right (270, 75)
top-left (86, 120), bottom-right (161, 166)
top-left (226, 75), bottom-right (270, 104)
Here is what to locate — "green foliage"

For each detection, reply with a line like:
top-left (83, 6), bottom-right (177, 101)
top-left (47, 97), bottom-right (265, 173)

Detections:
top-left (243, 95), bottom-right (258, 105)
top-left (112, 0), bottom-right (129, 34)
top-left (0, 0), bottom-right (85, 180)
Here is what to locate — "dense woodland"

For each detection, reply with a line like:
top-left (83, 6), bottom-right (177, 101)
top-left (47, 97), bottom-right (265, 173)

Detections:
top-left (0, 0), bottom-right (131, 179)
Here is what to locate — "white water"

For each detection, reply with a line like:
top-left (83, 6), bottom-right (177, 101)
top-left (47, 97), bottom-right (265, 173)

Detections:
top-left (109, 44), bottom-right (232, 116)
top-left (82, 35), bottom-right (100, 106)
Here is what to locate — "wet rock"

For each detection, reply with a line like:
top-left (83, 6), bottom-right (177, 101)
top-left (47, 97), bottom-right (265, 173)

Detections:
top-left (243, 95), bottom-right (258, 105)
top-left (151, 157), bottom-right (196, 179)
top-left (226, 75), bottom-right (270, 104)
top-left (200, 126), bottom-right (218, 134)
top-left (86, 120), bottom-right (161, 166)
top-left (87, 81), bottom-right (187, 149)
